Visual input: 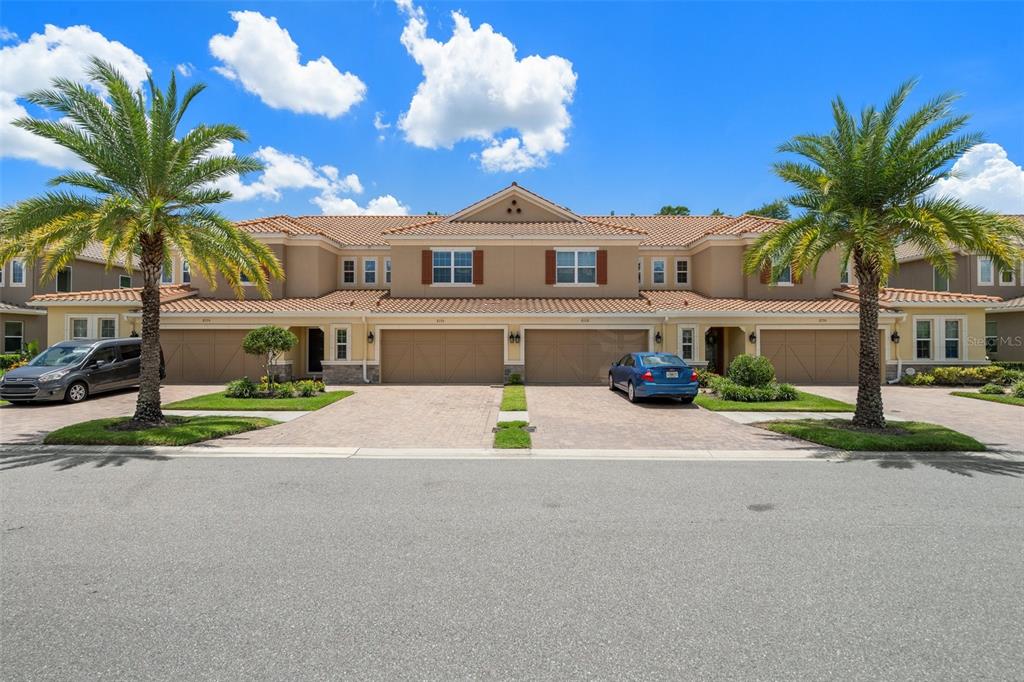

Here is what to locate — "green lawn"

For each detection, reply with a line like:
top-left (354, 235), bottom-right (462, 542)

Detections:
top-left (163, 390), bottom-right (353, 411)
top-left (44, 416), bottom-right (278, 446)
top-left (759, 418), bottom-right (985, 451)
top-left (500, 384), bottom-right (527, 411)
top-left (951, 391), bottom-right (1024, 407)
top-left (695, 390), bottom-right (853, 412)
top-left (494, 420), bottom-right (531, 449)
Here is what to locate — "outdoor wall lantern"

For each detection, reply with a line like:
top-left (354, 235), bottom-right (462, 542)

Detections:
top-left (508, 332), bottom-right (521, 344)
top-left (367, 331), bottom-right (375, 344)
top-left (654, 331), bottom-right (663, 345)
top-left (748, 332), bottom-right (757, 344)
top-left (890, 331), bottom-right (901, 344)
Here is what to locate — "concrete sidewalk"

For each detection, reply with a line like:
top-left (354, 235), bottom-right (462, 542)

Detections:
top-left (4, 443), bottom-right (1023, 462)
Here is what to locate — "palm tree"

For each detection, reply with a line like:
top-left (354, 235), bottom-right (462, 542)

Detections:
top-left (0, 58), bottom-right (283, 426)
top-left (743, 80), bottom-right (1024, 429)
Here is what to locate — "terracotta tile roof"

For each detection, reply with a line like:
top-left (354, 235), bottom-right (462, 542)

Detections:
top-left (29, 285), bottom-right (197, 305)
top-left (988, 295), bottom-right (1024, 311)
top-left (232, 213), bottom-right (783, 247)
top-left (160, 289), bottom-right (861, 316)
top-left (0, 301), bottom-right (46, 314)
top-left (74, 241), bottom-right (139, 267)
top-left (383, 218), bottom-right (645, 238)
top-left (834, 285), bottom-right (1003, 305)
top-left (895, 216), bottom-right (1024, 262)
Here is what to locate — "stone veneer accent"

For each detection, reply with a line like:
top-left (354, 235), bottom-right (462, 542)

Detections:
top-left (504, 365), bottom-right (523, 384)
top-left (321, 363), bottom-right (379, 384)
top-left (268, 362), bottom-right (293, 382)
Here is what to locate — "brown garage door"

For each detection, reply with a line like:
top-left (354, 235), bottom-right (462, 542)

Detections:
top-left (761, 329), bottom-right (883, 384)
top-left (525, 329), bottom-right (649, 384)
top-left (162, 329), bottom-right (266, 384)
top-left (381, 329), bottom-right (503, 384)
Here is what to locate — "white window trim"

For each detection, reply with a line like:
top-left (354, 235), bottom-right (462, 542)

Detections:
top-left (774, 262), bottom-right (793, 287)
top-left (239, 272), bottom-right (255, 287)
top-left (56, 266), bottom-right (73, 293)
top-left (4, 320), bottom-right (24, 353)
top-left (998, 266), bottom-right (1016, 286)
top-left (637, 257), bottom-right (643, 286)
top-left (384, 257), bottom-right (392, 285)
top-left (674, 257), bottom-right (690, 287)
top-left (553, 247), bottom-right (598, 286)
top-left (10, 258), bottom-right (26, 287)
top-left (331, 324), bottom-right (352, 361)
top-left (181, 259), bottom-right (191, 284)
top-left (161, 262), bottom-right (174, 285)
top-left (677, 324), bottom-right (698, 362)
top-left (977, 256), bottom-right (994, 286)
top-left (651, 258), bottom-right (667, 286)
top-left (430, 248), bottom-right (475, 287)
top-left (119, 274), bottom-right (132, 288)
top-left (932, 267), bottom-right (949, 292)
top-left (912, 315), bottom-right (966, 362)
top-left (363, 257), bottom-right (378, 286)
top-left (0, 262), bottom-right (5, 287)
top-left (65, 314), bottom-right (119, 340)
top-left (341, 258), bottom-right (357, 286)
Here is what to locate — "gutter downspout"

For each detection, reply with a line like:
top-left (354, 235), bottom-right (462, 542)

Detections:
top-left (362, 315), bottom-right (370, 384)
top-left (887, 311), bottom-right (906, 384)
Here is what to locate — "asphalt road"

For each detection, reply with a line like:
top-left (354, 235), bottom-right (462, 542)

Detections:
top-left (2, 455), bottom-right (1022, 680)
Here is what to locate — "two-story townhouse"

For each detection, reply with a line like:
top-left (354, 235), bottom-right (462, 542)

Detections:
top-left (28, 184), bottom-right (1000, 384)
top-left (0, 242), bottom-right (175, 353)
top-left (888, 218), bottom-right (1024, 362)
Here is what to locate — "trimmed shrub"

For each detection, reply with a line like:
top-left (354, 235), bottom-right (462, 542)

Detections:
top-left (904, 365), bottom-right (1014, 386)
top-left (1012, 381), bottom-right (1024, 399)
top-left (978, 383), bottom-right (1006, 395)
top-left (226, 376), bottom-right (258, 399)
top-left (0, 353), bottom-right (22, 370)
top-left (274, 383), bottom-right (297, 399)
top-left (709, 375), bottom-right (797, 402)
top-left (294, 380), bottom-right (322, 397)
top-left (726, 354), bottom-right (775, 387)
top-left (994, 361), bottom-right (1024, 372)
top-left (507, 373), bottom-right (523, 385)
top-left (695, 368), bottom-right (720, 388)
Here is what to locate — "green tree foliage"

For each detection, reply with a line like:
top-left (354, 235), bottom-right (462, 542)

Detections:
top-left (658, 205), bottom-right (691, 216)
top-left (242, 326), bottom-right (298, 389)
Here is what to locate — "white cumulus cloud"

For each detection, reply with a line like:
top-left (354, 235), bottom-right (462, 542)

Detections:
top-left (209, 10), bottom-right (366, 119)
top-left (931, 143), bottom-right (1024, 214)
top-left (395, 0), bottom-right (577, 172)
top-left (206, 142), bottom-right (406, 215)
top-left (0, 24), bottom-right (149, 169)
top-left (0, 27), bottom-right (18, 42)
top-left (176, 62), bottom-right (194, 77)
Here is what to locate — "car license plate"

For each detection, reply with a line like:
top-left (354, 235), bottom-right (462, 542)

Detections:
top-left (666, 370), bottom-right (679, 378)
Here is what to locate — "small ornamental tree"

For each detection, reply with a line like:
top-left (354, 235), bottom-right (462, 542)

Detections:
top-left (242, 326), bottom-right (297, 389)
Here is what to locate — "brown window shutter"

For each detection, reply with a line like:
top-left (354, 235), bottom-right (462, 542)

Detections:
top-left (792, 265), bottom-right (803, 284)
top-left (545, 250), bottom-right (556, 285)
top-left (596, 250), bottom-right (608, 285)
top-left (759, 261), bottom-right (771, 284)
top-left (472, 250), bottom-right (484, 285)
top-left (421, 250), bottom-right (432, 285)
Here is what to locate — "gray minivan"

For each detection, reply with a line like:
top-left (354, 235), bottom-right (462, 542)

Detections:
top-left (0, 338), bottom-right (164, 404)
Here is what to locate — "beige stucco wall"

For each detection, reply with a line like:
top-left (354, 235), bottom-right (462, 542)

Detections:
top-left (887, 305), bottom-right (989, 365)
top-left (743, 248), bottom-right (846, 300)
top-left (889, 254), bottom-right (1024, 299)
top-left (689, 245), bottom-right (746, 298)
top-left (389, 243), bottom-right (640, 298)
top-left (457, 195), bottom-right (568, 222)
top-left (1, 257), bottom-right (134, 306)
top-left (40, 305), bottom-right (138, 346)
top-left (189, 244), bottom-right (286, 300)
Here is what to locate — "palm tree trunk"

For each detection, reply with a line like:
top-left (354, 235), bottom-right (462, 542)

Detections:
top-left (852, 266), bottom-right (885, 429)
top-left (131, 235), bottom-right (165, 426)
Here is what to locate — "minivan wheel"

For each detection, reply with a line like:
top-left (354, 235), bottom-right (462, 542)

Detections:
top-left (65, 381), bottom-right (89, 403)
top-left (627, 382), bottom-right (638, 403)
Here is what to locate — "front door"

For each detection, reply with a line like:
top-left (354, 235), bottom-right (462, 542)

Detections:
top-left (705, 327), bottom-right (724, 375)
top-left (307, 328), bottom-right (324, 374)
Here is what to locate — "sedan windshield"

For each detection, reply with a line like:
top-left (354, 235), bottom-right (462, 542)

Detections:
top-left (29, 346), bottom-right (92, 367)
top-left (641, 354), bottom-right (686, 367)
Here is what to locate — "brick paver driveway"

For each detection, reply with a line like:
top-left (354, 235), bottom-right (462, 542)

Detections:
top-left (215, 384), bottom-right (501, 449)
top-left (526, 386), bottom-right (804, 450)
top-left (802, 385), bottom-right (1024, 452)
top-left (0, 385), bottom-right (214, 444)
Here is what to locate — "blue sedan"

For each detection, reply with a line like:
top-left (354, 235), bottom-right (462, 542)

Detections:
top-left (608, 352), bottom-right (700, 404)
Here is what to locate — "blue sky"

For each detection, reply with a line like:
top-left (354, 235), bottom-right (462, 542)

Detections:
top-left (2, 1), bottom-right (1022, 218)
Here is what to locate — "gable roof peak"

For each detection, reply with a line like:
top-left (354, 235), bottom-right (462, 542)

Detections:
top-left (446, 183), bottom-right (583, 223)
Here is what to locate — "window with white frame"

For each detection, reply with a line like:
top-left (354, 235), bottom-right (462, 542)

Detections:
top-left (675, 258), bottom-right (689, 286)
top-left (161, 262), bottom-right (174, 284)
top-left (678, 325), bottom-right (696, 361)
top-left (3, 320), bottom-right (23, 353)
top-left (363, 258), bottom-right (377, 285)
top-left (239, 271), bottom-right (253, 285)
top-left (986, 319), bottom-right (998, 355)
top-left (637, 258), bottom-right (643, 286)
top-left (555, 249), bottom-right (596, 284)
top-left (182, 260), bottom-right (191, 284)
top-left (914, 316), bottom-right (963, 361)
top-left (11, 259), bottom-right (25, 286)
top-left (385, 258), bottom-right (392, 285)
top-left (433, 250), bottom-right (473, 284)
top-left (840, 262), bottom-right (851, 285)
top-left (999, 266), bottom-right (1016, 286)
top-left (342, 259), bottom-right (356, 284)
top-left (119, 274), bottom-right (132, 288)
top-left (652, 258), bottom-right (666, 285)
top-left (335, 327), bottom-right (349, 360)
top-left (56, 267), bottom-right (72, 293)
top-left (775, 262), bottom-right (793, 285)
top-left (977, 256), bottom-right (993, 285)
top-left (70, 318), bottom-right (89, 339)
top-left (933, 267), bottom-right (949, 292)
top-left (99, 318), bottom-right (117, 339)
